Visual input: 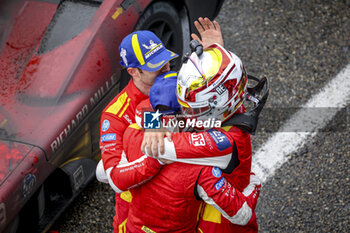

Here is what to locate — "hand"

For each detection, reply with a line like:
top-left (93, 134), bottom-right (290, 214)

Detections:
top-left (191, 17), bottom-right (224, 48)
top-left (159, 158), bottom-right (174, 164)
top-left (95, 160), bottom-right (108, 184)
top-left (244, 174), bottom-right (262, 210)
top-left (141, 130), bottom-right (172, 158)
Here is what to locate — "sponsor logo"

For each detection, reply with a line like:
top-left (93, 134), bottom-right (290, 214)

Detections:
top-left (73, 165), bottom-right (85, 191)
top-left (143, 110), bottom-right (161, 129)
top-left (22, 174), bottom-right (36, 198)
top-left (231, 185), bottom-right (236, 198)
top-left (214, 177), bottom-right (226, 190)
top-left (203, 133), bottom-right (214, 150)
top-left (142, 40), bottom-right (158, 50)
top-left (215, 84), bottom-right (227, 95)
top-left (212, 167), bottom-right (222, 178)
top-left (102, 120), bottom-right (110, 132)
top-left (101, 133), bottom-right (116, 142)
top-left (144, 43), bottom-right (163, 59)
top-left (123, 114), bottom-right (133, 125)
top-left (191, 133), bottom-right (206, 146)
top-left (225, 182), bottom-right (232, 197)
top-left (120, 48), bottom-right (128, 66)
top-left (208, 129), bottom-right (231, 151)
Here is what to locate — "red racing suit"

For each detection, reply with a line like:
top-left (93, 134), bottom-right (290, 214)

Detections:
top-left (100, 79), bottom-right (162, 231)
top-left (100, 80), bottom-right (259, 232)
top-left (100, 88), bottom-right (248, 232)
top-left (195, 127), bottom-right (258, 233)
top-left (121, 124), bottom-right (260, 232)
top-left (158, 129), bottom-right (259, 232)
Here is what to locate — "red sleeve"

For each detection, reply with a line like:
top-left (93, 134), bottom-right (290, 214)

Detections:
top-left (101, 117), bottom-right (163, 193)
top-left (172, 129), bottom-right (235, 159)
top-left (228, 127), bottom-right (252, 191)
top-left (157, 128), bottom-right (237, 170)
top-left (106, 154), bottom-right (163, 193)
top-left (100, 113), bottom-right (126, 170)
top-left (195, 167), bottom-right (261, 226)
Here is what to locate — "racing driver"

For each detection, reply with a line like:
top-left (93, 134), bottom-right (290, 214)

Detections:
top-left (98, 18), bottom-right (225, 232)
top-left (98, 42), bottom-right (268, 232)
top-left (120, 46), bottom-right (262, 232)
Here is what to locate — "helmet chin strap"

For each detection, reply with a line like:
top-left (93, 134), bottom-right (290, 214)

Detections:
top-left (222, 75), bottom-right (269, 135)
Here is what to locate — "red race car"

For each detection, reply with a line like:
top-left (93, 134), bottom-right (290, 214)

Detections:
top-left (0, 0), bottom-right (224, 232)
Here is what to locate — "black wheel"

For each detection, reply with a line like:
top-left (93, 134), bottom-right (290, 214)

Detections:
top-left (3, 215), bottom-right (19, 233)
top-left (135, 1), bottom-right (190, 71)
top-left (16, 185), bottom-right (45, 233)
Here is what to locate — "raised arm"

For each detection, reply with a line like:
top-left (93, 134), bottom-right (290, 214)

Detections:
top-left (191, 17), bottom-right (224, 48)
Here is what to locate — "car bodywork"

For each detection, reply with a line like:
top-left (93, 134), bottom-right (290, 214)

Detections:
top-left (0, 0), bottom-right (224, 232)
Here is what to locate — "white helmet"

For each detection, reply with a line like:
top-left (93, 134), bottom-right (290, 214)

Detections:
top-left (176, 43), bottom-right (248, 122)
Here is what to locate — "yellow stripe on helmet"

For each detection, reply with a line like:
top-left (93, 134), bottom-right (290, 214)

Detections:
top-left (177, 97), bottom-right (190, 108)
top-left (131, 34), bottom-right (145, 65)
top-left (204, 48), bottom-right (222, 81)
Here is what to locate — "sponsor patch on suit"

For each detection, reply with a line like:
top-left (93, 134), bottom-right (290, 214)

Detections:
top-left (208, 129), bottom-right (231, 151)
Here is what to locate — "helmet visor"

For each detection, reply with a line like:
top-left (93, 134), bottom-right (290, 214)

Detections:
top-left (181, 105), bottom-right (211, 118)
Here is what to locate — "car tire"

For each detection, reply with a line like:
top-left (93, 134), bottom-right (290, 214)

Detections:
top-left (3, 216), bottom-right (19, 233)
top-left (134, 1), bottom-right (191, 70)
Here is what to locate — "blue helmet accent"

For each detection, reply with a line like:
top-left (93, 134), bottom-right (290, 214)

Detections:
top-left (149, 71), bottom-right (181, 114)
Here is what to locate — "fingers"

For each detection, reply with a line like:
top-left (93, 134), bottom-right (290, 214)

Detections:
top-left (197, 17), bottom-right (209, 30)
top-left (165, 131), bottom-right (172, 142)
top-left (194, 19), bottom-right (205, 34)
top-left (198, 17), bottom-right (216, 30)
top-left (142, 132), bottom-right (167, 158)
top-left (151, 139), bottom-right (159, 157)
top-left (196, 17), bottom-right (219, 32)
top-left (157, 133), bottom-right (165, 156)
top-left (141, 132), bottom-right (155, 157)
top-left (213, 20), bottom-right (221, 32)
top-left (191, 33), bottom-right (202, 43)
top-left (145, 140), bottom-right (154, 157)
top-left (141, 134), bottom-right (148, 155)
top-left (202, 17), bottom-right (213, 30)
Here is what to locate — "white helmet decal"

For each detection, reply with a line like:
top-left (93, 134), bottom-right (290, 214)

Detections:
top-left (120, 48), bottom-right (128, 66)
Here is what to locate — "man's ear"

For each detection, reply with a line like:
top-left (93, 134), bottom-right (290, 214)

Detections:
top-left (127, 67), bottom-right (141, 79)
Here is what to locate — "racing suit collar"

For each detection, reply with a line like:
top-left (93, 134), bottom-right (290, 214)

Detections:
top-left (128, 79), bottom-right (149, 100)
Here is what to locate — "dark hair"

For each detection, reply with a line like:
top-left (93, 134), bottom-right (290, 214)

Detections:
top-left (155, 105), bottom-right (170, 111)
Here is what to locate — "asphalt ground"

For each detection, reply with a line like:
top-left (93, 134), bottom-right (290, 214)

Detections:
top-left (51, 0), bottom-right (350, 232)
